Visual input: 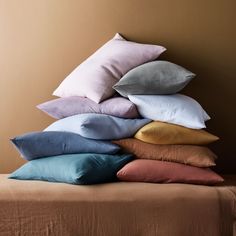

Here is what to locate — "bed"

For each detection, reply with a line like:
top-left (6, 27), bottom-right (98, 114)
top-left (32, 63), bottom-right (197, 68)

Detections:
top-left (0, 174), bottom-right (235, 236)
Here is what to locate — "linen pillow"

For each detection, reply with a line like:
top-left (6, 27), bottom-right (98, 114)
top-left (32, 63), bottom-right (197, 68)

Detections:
top-left (113, 138), bottom-right (216, 167)
top-left (53, 33), bottom-right (166, 103)
top-left (44, 113), bottom-right (151, 140)
top-left (9, 153), bottom-right (133, 185)
top-left (135, 121), bottom-right (219, 145)
top-left (128, 94), bottom-right (210, 129)
top-left (113, 61), bottom-right (195, 97)
top-left (37, 96), bottom-right (139, 119)
top-left (11, 131), bottom-right (120, 161)
top-left (117, 160), bottom-right (224, 185)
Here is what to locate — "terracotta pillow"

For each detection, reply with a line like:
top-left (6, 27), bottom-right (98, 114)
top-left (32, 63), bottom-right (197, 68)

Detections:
top-left (117, 160), bottom-right (224, 185)
top-left (113, 138), bottom-right (216, 167)
top-left (134, 121), bottom-right (219, 145)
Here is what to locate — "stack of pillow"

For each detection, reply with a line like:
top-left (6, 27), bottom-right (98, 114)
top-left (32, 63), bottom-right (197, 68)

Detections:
top-left (9, 33), bottom-right (223, 185)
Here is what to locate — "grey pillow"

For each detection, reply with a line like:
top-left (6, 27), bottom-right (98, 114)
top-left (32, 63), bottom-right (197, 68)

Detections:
top-left (113, 61), bottom-right (195, 97)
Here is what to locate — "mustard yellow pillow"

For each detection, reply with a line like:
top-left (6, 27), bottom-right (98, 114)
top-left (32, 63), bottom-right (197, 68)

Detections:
top-left (134, 121), bottom-right (219, 145)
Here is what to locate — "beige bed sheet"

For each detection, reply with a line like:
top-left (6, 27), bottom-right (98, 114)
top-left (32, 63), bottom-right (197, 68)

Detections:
top-left (0, 174), bottom-right (235, 236)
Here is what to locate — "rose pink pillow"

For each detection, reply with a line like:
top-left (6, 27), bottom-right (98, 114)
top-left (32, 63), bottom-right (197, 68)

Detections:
top-left (117, 160), bottom-right (224, 185)
top-left (37, 96), bottom-right (139, 119)
top-left (53, 33), bottom-right (166, 103)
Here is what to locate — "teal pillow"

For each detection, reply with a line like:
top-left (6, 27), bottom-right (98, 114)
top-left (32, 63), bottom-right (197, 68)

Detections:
top-left (9, 153), bottom-right (133, 185)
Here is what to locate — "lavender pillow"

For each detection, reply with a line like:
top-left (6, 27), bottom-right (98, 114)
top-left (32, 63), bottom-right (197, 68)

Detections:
top-left (37, 96), bottom-right (139, 119)
top-left (53, 33), bottom-right (166, 103)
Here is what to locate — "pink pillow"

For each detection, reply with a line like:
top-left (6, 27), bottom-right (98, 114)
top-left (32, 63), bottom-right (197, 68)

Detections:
top-left (117, 160), bottom-right (224, 185)
top-left (37, 96), bottom-right (139, 119)
top-left (53, 33), bottom-right (166, 103)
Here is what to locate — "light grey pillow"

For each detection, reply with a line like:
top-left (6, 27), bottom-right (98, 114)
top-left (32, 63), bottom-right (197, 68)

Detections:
top-left (113, 61), bottom-right (195, 97)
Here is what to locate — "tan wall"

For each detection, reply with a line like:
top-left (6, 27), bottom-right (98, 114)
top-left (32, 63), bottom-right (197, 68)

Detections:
top-left (0, 0), bottom-right (235, 173)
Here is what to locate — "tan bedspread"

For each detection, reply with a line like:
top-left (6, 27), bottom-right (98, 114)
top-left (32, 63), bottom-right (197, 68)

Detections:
top-left (0, 174), bottom-right (235, 236)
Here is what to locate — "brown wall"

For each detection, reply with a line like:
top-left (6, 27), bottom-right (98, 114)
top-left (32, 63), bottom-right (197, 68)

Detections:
top-left (0, 0), bottom-right (235, 174)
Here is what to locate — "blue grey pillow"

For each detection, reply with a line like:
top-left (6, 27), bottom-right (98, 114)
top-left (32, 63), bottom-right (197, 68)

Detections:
top-left (11, 131), bottom-right (120, 161)
top-left (113, 61), bottom-right (195, 97)
top-left (44, 113), bottom-right (151, 140)
top-left (9, 153), bottom-right (133, 185)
